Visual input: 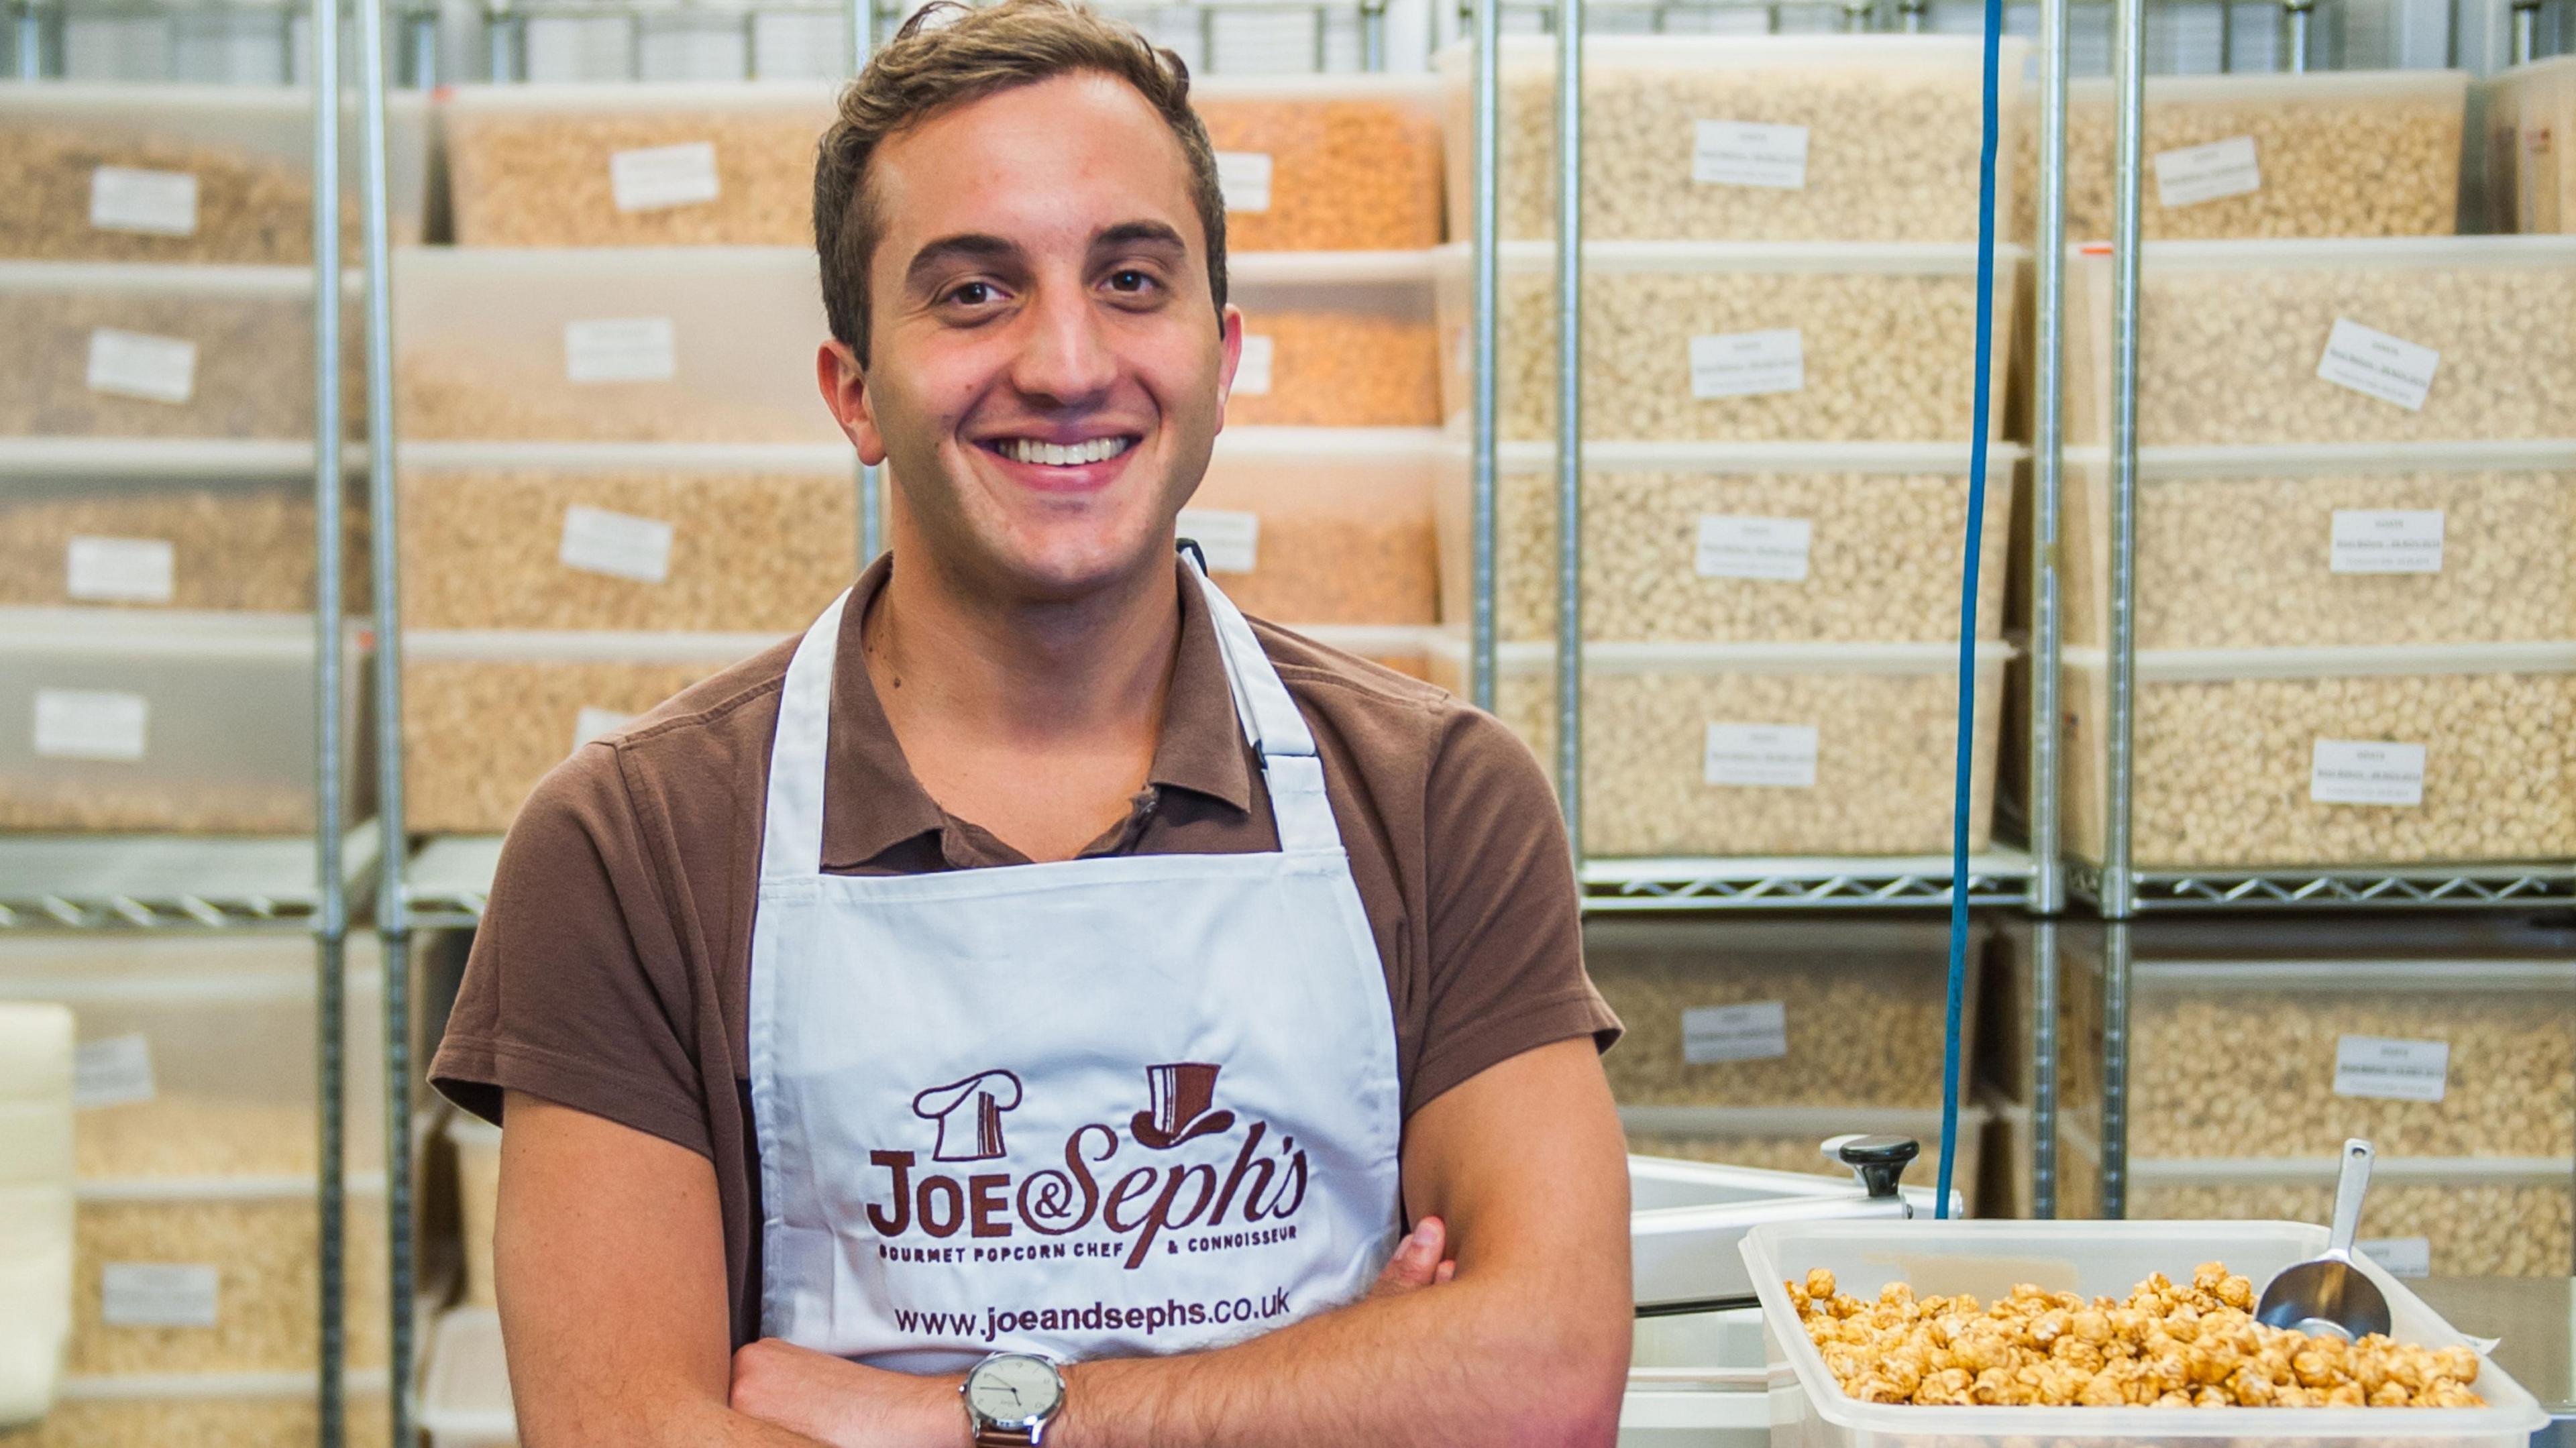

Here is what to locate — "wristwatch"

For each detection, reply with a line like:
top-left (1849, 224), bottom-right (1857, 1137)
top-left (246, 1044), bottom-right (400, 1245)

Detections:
top-left (961, 1351), bottom-right (1066, 1446)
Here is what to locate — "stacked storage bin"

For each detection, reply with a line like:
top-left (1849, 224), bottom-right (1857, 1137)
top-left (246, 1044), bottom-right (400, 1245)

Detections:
top-left (0, 936), bottom-right (393, 1445)
top-left (2047, 916), bottom-right (2576, 1278)
top-left (0, 85), bottom-right (426, 836)
top-left (1428, 35), bottom-right (2023, 862)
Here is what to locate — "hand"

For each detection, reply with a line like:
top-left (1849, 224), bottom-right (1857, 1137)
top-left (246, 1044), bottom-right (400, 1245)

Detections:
top-left (731, 1337), bottom-right (963, 1448)
top-left (1367, 1216), bottom-right (1458, 1300)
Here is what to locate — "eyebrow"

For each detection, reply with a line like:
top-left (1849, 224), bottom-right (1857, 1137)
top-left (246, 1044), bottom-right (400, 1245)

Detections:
top-left (903, 233), bottom-right (1019, 292)
top-left (1093, 220), bottom-right (1189, 255)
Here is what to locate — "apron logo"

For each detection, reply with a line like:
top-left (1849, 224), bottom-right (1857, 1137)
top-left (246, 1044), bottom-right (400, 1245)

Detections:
top-left (911, 1070), bottom-right (1024, 1163)
top-left (866, 1059), bottom-right (1307, 1269)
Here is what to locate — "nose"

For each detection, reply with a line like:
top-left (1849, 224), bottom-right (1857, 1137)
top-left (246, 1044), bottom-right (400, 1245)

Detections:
top-left (1008, 274), bottom-right (1119, 410)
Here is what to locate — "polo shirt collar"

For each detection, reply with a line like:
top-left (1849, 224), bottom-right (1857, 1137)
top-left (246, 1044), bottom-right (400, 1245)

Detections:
top-left (818, 554), bottom-right (1257, 871)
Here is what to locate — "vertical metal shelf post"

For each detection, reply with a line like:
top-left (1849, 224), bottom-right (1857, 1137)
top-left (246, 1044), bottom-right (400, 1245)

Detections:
top-left (2280, 0), bottom-right (2314, 70)
top-left (1468, 0), bottom-right (1501, 712)
top-left (354, 0), bottom-right (416, 1425)
top-left (2029, 920), bottom-right (2061, 1217)
top-left (1552, 0), bottom-right (1582, 858)
top-left (853, 0), bottom-right (883, 565)
top-left (310, 1), bottom-right (351, 1440)
top-left (2029, 0), bottom-right (2069, 920)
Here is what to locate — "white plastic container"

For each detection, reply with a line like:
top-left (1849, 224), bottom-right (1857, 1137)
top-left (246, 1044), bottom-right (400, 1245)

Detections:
top-left (398, 441), bottom-right (857, 633)
top-left (439, 82), bottom-right (836, 249)
top-left (421, 1307), bottom-right (515, 1448)
top-left (1442, 440), bottom-right (2018, 645)
top-left (0, 84), bottom-right (430, 263)
top-left (0, 608), bottom-right (367, 833)
top-left (1183, 427), bottom-right (1439, 626)
top-left (8, 1373), bottom-right (392, 1448)
top-left (2066, 237), bottom-right (2576, 447)
top-left (445, 1115), bottom-right (500, 1313)
top-left (1438, 241), bottom-right (2019, 445)
top-left (0, 443), bottom-right (360, 612)
top-left (1589, 917), bottom-right (1984, 1111)
top-left (391, 245), bottom-right (841, 445)
top-left (1224, 251), bottom-right (1440, 429)
top-left (1745, 1218), bottom-right (2547, 1447)
top-left (2031, 70), bottom-right (2468, 243)
top-left (1188, 73), bottom-right (1444, 254)
top-left (401, 627), bottom-right (782, 834)
top-left (1628, 1155), bottom-right (1948, 1315)
top-left (2061, 641), bottom-right (2576, 868)
top-left (2063, 442), bottom-right (2576, 649)
top-left (0, 263), bottom-right (358, 442)
top-left (2491, 56), bottom-right (2576, 234)
top-left (1431, 633), bottom-right (2010, 858)
top-left (1443, 35), bottom-right (2025, 245)
top-left (1627, 1106), bottom-right (1990, 1217)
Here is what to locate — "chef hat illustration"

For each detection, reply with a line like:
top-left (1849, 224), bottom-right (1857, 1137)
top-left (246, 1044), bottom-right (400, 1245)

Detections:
top-left (910, 1069), bottom-right (1024, 1163)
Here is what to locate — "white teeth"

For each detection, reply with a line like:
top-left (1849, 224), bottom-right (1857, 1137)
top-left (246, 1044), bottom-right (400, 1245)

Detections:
top-left (1002, 436), bottom-right (1130, 465)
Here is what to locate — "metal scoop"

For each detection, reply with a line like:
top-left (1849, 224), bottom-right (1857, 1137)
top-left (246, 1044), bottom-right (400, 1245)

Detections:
top-left (2256, 1138), bottom-right (2392, 1342)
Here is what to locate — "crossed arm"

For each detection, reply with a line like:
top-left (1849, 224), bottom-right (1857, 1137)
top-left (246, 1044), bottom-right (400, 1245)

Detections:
top-left (493, 1036), bottom-right (1632, 1448)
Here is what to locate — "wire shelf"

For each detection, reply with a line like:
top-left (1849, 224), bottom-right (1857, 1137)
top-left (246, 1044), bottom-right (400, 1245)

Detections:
top-left (1582, 848), bottom-right (2035, 911)
top-left (2070, 859), bottom-right (2576, 912)
top-left (0, 824), bottom-right (379, 931)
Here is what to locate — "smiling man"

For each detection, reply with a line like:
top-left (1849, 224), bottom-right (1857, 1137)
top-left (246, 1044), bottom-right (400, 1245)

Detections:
top-left (428, 3), bottom-right (1629, 1444)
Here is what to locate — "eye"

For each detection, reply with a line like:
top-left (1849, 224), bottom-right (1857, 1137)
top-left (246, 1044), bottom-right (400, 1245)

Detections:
top-left (947, 280), bottom-right (997, 307)
top-left (1106, 268), bottom-right (1157, 294)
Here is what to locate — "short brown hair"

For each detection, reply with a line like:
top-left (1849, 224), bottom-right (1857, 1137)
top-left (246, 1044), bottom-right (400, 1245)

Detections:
top-left (813, 0), bottom-right (1229, 364)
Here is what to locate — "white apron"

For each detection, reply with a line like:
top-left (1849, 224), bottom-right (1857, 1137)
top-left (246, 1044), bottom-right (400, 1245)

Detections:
top-left (749, 561), bottom-right (1405, 1374)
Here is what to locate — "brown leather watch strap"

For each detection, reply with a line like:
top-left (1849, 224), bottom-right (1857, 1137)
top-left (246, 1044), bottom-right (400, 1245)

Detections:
top-left (973, 1429), bottom-right (1036, 1447)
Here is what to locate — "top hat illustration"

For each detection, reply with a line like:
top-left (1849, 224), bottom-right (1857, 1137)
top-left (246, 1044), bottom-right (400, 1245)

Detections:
top-left (912, 1069), bottom-right (1024, 1163)
top-left (1130, 1062), bottom-right (1236, 1150)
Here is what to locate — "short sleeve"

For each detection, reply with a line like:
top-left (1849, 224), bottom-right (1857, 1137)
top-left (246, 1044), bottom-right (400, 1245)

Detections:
top-left (429, 745), bottom-right (715, 1160)
top-left (1408, 706), bottom-right (1622, 1114)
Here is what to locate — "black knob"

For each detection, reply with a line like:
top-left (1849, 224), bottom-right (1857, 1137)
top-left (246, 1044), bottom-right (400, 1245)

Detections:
top-left (1836, 1135), bottom-right (1921, 1200)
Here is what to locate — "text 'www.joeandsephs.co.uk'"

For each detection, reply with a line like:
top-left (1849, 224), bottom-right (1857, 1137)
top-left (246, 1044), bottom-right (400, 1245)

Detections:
top-left (893, 1288), bottom-right (1297, 1343)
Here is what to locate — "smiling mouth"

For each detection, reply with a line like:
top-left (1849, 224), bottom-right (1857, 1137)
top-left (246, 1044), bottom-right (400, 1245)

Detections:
top-left (985, 436), bottom-right (1138, 467)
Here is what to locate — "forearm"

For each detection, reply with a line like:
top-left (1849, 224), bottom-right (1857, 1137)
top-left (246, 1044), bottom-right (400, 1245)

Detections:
top-left (522, 1394), bottom-right (836, 1448)
top-left (1054, 1265), bottom-right (1627, 1448)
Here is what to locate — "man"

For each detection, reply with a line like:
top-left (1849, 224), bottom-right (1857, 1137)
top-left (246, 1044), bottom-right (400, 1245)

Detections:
top-left (429, 3), bottom-right (1631, 1443)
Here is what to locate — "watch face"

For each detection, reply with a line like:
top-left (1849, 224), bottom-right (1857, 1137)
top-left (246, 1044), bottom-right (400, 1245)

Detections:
top-left (967, 1353), bottom-right (1063, 1425)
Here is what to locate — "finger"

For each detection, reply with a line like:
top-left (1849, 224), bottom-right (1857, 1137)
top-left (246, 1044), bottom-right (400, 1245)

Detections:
top-left (1434, 1260), bottom-right (1456, 1285)
top-left (1368, 1218), bottom-right (1446, 1296)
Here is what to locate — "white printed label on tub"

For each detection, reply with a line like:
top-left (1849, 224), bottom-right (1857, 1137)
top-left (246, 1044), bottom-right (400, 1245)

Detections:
top-left (66, 535), bottom-right (176, 604)
top-left (2328, 509), bottom-right (2445, 575)
top-left (564, 317), bottom-right (678, 384)
top-left (2357, 1237), bottom-right (2433, 1278)
top-left (101, 1264), bottom-right (219, 1328)
top-left (1690, 120), bottom-right (1809, 190)
top-left (1177, 508), bottom-right (1259, 574)
top-left (1695, 514), bottom-right (1812, 582)
top-left (1234, 333), bottom-right (1275, 396)
top-left (34, 688), bottom-right (147, 761)
top-left (572, 706), bottom-right (635, 754)
top-left (2310, 738), bottom-right (2426, 807)
top-left (2153, 135), bottom-right (2261, 209)
top-left (2316, 319), bottom-right (2439, 411)
top-left (559, 504), bottom-right (674, 583)
top-left (1681, 1001), bottom-right (1789, 1064)
top-left (1688, 329), bottom-right (1803, 400)
top-left (73, 1034), bottom-right (157, 1109)
top-left (1703, 722), bottom-right (1819, 788)
top-left (90, 166), bottom-right (200, 236)
top-left (609, 142), bottom-right (720, 213)
top-left (86, 329), bottom-right (197, 405)
top-left (1214, 152), bottom-right (1273, 213)
top-left (2334, 1035), bottom-right (2449, 1103)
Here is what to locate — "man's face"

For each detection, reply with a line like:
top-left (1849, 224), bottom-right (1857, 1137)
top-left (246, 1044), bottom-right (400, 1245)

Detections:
top-left (822, 71), bottom-right (1239, 601)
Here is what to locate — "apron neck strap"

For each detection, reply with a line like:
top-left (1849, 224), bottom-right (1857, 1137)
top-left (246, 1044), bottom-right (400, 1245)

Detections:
top-left (760, 586), bottom-right (851, 878)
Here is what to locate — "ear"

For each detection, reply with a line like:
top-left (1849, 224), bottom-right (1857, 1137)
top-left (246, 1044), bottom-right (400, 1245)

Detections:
top-left (1212, 303), bottom-right (1244, 432)
top-left (816, 339), bottom-right (888, 466)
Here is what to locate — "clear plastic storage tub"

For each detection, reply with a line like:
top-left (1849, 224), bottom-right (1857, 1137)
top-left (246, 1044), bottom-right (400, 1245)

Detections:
top-left (1443, 35), bottom-right (2023, 244)
top-left (1438, 241), bottom-right (2017, 444)
top-left (0, 443), bottom-right (362, 612)
top-left (1745, 1219), bottom-right (2546, 1448)
top-left (1431, 634), bottom-right (2008, 858)
top-left (1441, 440), bottom-right (2017, 645)
top-left (2062, 641), bottom-right (2576, 868)
top-left (2066, 237), bottom-right (2576, 447)
top-left (439, 82), bottom-right (835, 248)
top-left (1190, 74), bottom-right (1443, 253)
top-left (2063, 443), bottom-right (2576, 649)
top-left (399, 442), bottom-right (856, 632)
top-left (0, 608), bottom-right (366, 832)
top-left (421, 1308), bottom-right (515, 1448)
top-left (447, 1115), bottom-right (500, 1312)
top-left (2026, 70), bottom-right (2467, 243)
top-left (1625, 1105), bottom-right (1990, 1215)
top-left (1181, 427), bottom-right (1438, 626)
top-left (0, 84), bottom-right (430, 263)
top-left (2492, 56), bottom-right (2576, 233)
top-left (392, 246), bottom-right (841, 445)
top-left (401, 628), bottom-right (780, 834)
top-left (1588, 917), bottom-right (1984, 1111)
top-left (0, 1375), bottom-right (392, 1448)
top-left (0, 264), bottom-right (359, 441)
top-left (1225, 251), bottom-right (1440, 429)
top-left (72, 1182), bottom-right (388, 1375)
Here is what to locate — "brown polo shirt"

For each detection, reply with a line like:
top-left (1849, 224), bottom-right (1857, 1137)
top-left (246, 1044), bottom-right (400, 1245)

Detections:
top-left (431, 554), bottom-right (1619, 1348)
